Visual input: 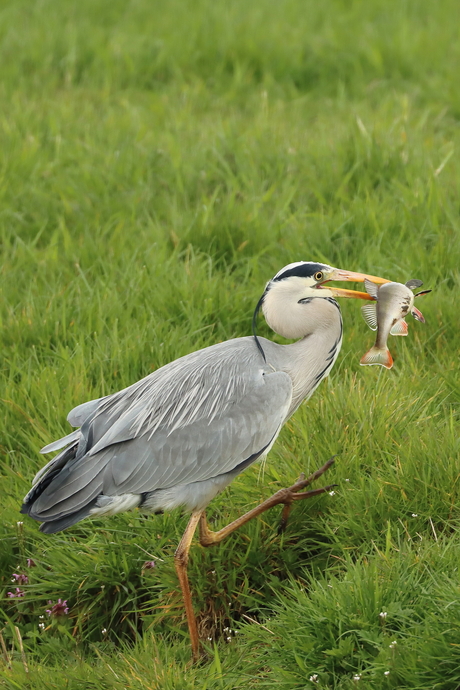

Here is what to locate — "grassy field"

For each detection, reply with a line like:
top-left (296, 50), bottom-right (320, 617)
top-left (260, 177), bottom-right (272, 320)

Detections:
top-left (1, 0), bottom-right (459, 687)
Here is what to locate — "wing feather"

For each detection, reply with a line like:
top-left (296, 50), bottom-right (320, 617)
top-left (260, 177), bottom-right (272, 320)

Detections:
top-left (33, 337), bottom-right (293, 517)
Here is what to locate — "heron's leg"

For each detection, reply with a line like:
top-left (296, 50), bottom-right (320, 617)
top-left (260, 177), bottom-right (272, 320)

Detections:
top-left (174, 510), bottom-right (203, 661)
top-left (199, 458), bottom-right (335, 547)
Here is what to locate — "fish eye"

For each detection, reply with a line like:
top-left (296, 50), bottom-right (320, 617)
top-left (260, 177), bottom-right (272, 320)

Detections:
top-left (314, 271), bottom-right (324, 282)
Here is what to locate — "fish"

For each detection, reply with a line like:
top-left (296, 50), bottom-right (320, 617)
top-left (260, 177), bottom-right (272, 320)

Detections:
top-left (360, 279), bottom-right (429, 369)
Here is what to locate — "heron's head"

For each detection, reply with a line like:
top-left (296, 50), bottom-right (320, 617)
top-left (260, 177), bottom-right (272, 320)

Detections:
top-left (257, 261), bottom-right (390, 340)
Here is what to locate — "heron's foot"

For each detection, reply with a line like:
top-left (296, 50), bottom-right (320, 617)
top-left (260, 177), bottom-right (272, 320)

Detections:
top-left (277, 457), bottom-right (337, 533)
top-left (199, 457), bottom-right (337, 547)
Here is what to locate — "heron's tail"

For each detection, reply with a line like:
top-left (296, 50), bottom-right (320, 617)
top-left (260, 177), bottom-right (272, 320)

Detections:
top-left (20, 441), bottom-right (100, 533)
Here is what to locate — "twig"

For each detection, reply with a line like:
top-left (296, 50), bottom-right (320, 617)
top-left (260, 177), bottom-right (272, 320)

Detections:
top-left (14, 626), bottom-right (28, 673)
top-left (429, 517), bottom-right (438, 542)
top-left (241, 613), bottom-right (274, 635)
top-left (0, 632), bottom-right (11, 668)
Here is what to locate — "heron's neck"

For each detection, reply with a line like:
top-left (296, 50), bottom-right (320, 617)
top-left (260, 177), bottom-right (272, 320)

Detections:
top-left (264, 301), bottom-right (343, 416)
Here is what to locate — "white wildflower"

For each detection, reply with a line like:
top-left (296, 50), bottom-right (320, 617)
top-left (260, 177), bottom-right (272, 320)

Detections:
top-left (353, 674), bottom-right (361, 681)
top-left (309, 674), bottom-right (319, 683)
top-left (384, 671), bottom-right (390, 676)
top-left (329, 491), bottom-right (335, 496)
top-left (412, 513), bottom-right (418, 517)
top-left (389, 640), bottom-right (397, 648)
top-left (379, 611), bottom-right (387, 619)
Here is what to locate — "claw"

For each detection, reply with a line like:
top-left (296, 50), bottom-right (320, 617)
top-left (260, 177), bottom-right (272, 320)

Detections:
top-left (278, 504), bottom-right (292, 534)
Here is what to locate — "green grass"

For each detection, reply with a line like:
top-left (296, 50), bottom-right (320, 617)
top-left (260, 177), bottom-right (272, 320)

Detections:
top-left (1, 0), bottom-right (459, 687)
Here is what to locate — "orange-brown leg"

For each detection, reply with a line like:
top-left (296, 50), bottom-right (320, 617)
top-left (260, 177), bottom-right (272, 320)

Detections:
top-left (174, 511), bottom-right (203, 661)
top-left (199, 457), bottom-right (336, 547)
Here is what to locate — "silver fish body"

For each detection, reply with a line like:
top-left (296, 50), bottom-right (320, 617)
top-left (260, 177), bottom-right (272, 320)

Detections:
top-left (360, 280), bottom-right (424, 369)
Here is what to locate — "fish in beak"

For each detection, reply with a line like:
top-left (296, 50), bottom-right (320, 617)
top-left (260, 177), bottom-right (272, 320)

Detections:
top-left (359, 279), bottom-right (429, 369)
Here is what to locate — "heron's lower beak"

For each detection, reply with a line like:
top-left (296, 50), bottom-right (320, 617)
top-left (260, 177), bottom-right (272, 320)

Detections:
top-left (320, 268), bottom-right (391, 300)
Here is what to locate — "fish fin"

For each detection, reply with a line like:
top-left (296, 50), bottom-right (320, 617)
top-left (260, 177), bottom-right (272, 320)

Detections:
top-left (361, 303), bottom-right (378, 330)
top-left (360, 346), bottom-right (393, 369)
top-left (390, 318), bottom-right (409, 336)
top-left (411, 306), bottom-right (425, 323)
top-left (405, 279), bottom-right (423, 290)
top-left (364, 278), bottom-right (379, 299)
top-left (414, 289), bottom-right (432, 298)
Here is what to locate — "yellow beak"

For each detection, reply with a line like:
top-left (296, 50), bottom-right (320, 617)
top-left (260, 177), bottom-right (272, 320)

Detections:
top-left (320, 268), bottom-right (391, 300)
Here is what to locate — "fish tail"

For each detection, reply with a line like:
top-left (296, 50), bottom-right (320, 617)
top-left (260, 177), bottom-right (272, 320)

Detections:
top-left (360, 346), bottom-right (393, 369)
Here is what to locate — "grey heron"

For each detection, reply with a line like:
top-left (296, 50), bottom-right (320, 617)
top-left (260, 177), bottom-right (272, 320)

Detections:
top-left (21, 261), bottom-right (389, 659)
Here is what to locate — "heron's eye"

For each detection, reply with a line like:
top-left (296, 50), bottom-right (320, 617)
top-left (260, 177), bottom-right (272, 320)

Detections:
top-left (314, 271), bottom-right (323, 282)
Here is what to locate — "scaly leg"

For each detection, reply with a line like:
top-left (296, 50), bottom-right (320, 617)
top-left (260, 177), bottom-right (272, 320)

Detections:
top-left (174, 511), bottom-right (203, 661)
top-left (199, 457), bottom-right (336, 547)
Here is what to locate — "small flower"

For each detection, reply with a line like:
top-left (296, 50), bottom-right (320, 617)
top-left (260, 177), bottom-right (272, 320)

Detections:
top-left (12, 573), bottom-right (29, 585)
top-left (226, 636), bottom-right (231, 642)
top-left (39, 623), bottom-right (45, 631)
top-left (7, 588), bottom-right (25, 598)
top-left (101, 628), bottom-right (107, 634)
top-left (389, 640), bottom-right (397, 648)
top-left (411, 513), bottom-right (418, 517)
top-left (207, 636), bottom-right (212, 641)
top-left (142, 560), bottom-right (156, 570)
top-left (384, 671), bottom-right (390, 676)
top-left (46, 599), bottom-right (69, 617)
top-left (329, 491), bottom-right (335, 496)
top-left (345, 478), bottom-right (350, 482)
top-left (27, 558), bottom-right (37, 568)
top-left (353, 674), bottom-right (361, 681)
top-left (17, 522), bottom-right (23, 527)
top-left (379, 611), bottom-right (387, 619)
top-left (309, 674), bottom-right (319, 683)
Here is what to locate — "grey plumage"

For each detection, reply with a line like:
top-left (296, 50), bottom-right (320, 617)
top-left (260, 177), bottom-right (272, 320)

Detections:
top-left (21, 261), bottom-right (357, 534)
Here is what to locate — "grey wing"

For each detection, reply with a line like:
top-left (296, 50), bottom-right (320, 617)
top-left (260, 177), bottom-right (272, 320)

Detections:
top-left (100, 367), bottom-right (292, 495)
top-left (29, 338), bottom-right (293, 519)
top-left (67, 397), bottom-right (105, 427)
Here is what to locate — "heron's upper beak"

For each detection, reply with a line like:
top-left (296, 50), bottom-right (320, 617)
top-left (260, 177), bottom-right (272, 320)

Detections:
top-left (318, 268), bottom-right (391, 300)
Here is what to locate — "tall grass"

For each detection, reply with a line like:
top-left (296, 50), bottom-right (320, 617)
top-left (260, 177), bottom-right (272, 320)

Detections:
top-left (1, 0), bottom-right (459, 687)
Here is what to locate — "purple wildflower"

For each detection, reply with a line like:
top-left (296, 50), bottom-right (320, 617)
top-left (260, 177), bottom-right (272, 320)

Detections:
top-left (142, 560), bottom-right (156, 570)
top-left (27, 558), bottom-right (37, 568)
top-left (46, 599), bottom-right (69, 617)
top-left (7, 588), bottom-right (25, 598)
top-left (12, 573), bottom-right (29, 585)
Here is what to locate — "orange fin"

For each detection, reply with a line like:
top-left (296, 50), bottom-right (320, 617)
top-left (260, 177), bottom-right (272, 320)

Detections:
top-left (411, 306), bottom-right (425, 323)
top-left (360, 346), bottom-right (393, 369)
top-left (390, 318), bottom-right (408, 336)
